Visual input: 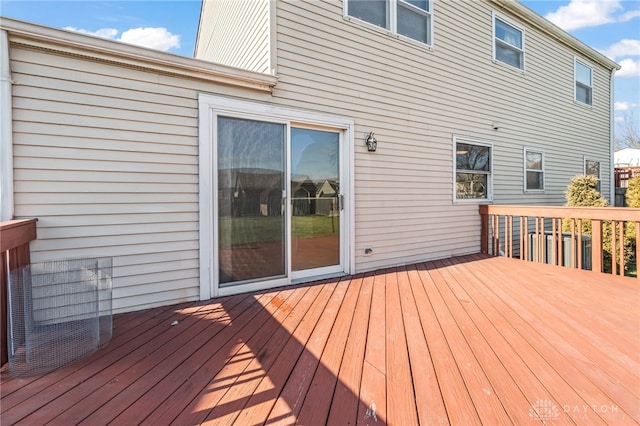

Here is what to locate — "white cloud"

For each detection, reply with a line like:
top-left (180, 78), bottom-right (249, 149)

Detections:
top-left (615, 101), bottom-right (639, 111)
top-left (545, 0), bottom-right (622, 31)
top-left (544, 0), bottom-right (640, 31)
top-left (63, 26), bottom-right (180, 52)
top-left (119, 27), bottom-right (180, 52)
top-left (620, 9), bottom-right (640, 22)
top-left (602, 39), bottom-right (640, 59)
top-left (64, 26), bottom-right (118, 39)
top-left (617, 58), bottom-right (640, 77)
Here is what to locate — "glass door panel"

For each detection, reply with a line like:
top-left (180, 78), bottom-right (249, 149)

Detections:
top-left (290, 128), bottom-right (340, 271)
top-left (217, 117), bottom-right (286, 285)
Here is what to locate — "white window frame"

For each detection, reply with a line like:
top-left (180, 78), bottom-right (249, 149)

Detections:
top-left (574, 57), bottom-right (594, 107)
top-left (453, 136), bottom-right (493, 203)
top-left (524, 148), bottom-right (544, 192)
top-left (344, 0), bottom-right (434, 48)
top-left (584, 157), bottom-right (601, 191)
top-left (198, 94), bottom-right (355, 299)
top-left (492, 12), bottom-right (525, 71)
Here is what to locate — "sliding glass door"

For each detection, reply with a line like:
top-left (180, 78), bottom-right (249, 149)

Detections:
top-left (291, 127), bottom-right (341, 273)
top-left (202, 96), bottom-right (352, 296)
top-left (218, 121), bottom-right (342, 287)
top-left (217, 117), bottom-right (286, 285)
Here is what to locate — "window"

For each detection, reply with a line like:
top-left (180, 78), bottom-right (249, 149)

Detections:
top-left (348, 0), bottom-right (388, 29)
top-left (585, 158), bottom-right (601, 191)
top-left (493, 14), bottom-right (524, 70)
top-left (455, 138), bottom-right (492, 201)
top-left (524, 149), bottom-right (544, 191)
top-left (346, 0), bottom-right (432, 46)
top-left (575, 59), bottom-right (593, 106)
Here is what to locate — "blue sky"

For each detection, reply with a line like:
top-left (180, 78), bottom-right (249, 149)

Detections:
top-left (1, 0), bottom-right (638, 131)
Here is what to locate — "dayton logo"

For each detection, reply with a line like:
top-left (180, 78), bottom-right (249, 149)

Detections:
top-left (529, 400), bottom-right (560, 422)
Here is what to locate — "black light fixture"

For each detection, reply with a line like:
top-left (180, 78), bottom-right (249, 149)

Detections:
top-left (365, 131), bottom-right (377, 152)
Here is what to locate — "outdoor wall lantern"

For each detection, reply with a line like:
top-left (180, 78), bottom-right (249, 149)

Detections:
top-left (365, 132), bottom-right (377, 152)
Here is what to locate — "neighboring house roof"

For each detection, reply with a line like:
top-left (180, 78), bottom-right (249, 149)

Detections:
top-left (0, 16), bottom-right (278, 92)
top-left (292, 177), bottom-right (317, 196)
top-left (318, 179), bottom-right (338, 197)
top-left (614, 148), bottom-right (640, 167)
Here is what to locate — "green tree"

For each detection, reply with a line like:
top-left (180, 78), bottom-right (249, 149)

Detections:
top-left (564, 175), bottom-right (608, 210)
top-left (626, 175), bottom-right (640, 208)
top-left (563, 175), bottom-right (634, 273)
top-left (623, 175), bottom-right (640, 274)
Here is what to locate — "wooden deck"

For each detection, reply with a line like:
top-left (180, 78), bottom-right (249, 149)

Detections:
top-left (1, 254), bottom-right (639, 425)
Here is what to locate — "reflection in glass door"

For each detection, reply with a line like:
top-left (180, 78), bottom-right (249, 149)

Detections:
top-left (291, 128), bottom-right (340, 272)
top-left (217, 117), bottom-right (286, 286)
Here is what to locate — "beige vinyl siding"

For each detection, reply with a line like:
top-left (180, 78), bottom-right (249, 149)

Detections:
top-left (9, 44), bottom-right (268, 313)
top-left (6, 0), bottom-right (614, 312)
top-left (271, 0), bottom-right (612, 272)
top-left (196, 0), bottom-right (271, 74)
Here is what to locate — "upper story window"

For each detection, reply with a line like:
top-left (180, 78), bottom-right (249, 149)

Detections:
top-left (346, 0), bottom-right (432, 46)
top-left (575, 59), bottom-right (593, 106)
top-left (455, 138), bottom-right (492, 201)
top-left (493, 14), bottom-right (524, 70)
top-left (348, 0), bottom-right (388, 29)
top-left (524, 149), bottom-right (544, 191)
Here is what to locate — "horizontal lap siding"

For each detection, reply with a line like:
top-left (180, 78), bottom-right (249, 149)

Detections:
top-left (273, 0), bottom-right (612, 272)
top-left (9, 0), bottom-right (613, 309)
top-left (9, 46), bottom-right (259, 313)
top-left (196, 0), bottom-right (270, 74)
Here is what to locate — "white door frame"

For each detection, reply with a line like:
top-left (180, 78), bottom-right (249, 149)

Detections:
top-left (198, 94), bottom-right (355, 299)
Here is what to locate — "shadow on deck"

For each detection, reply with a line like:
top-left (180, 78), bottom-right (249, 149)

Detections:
top-left (1, 254), bottom-right (639, 425)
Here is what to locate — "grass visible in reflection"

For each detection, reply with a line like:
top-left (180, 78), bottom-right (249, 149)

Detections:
top-left (218, 215), bottom-right (339, 248)
top-left (292, 215), bottom-right (339, 239)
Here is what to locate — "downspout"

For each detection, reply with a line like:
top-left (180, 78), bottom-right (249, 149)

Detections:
top-left (0, 30), bottom-right (14, 221)
top-left (609, 67), bottom-right (616, 206)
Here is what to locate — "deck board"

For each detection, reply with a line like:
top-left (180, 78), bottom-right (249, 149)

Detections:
top-left (2, 255), bottom-right (639, 425)
top-left (327, 274), bottom-right (372, 425)
top-left (436, 258), bottom-right (555, 422)
top-left (397, 266), bottom-right (447, 425)
top-left (385, 268), bottom-right (418, 426)
top-left (200, 285), bottom-right (317, 425)
top-left (357, 270), bottom-right (387, 425)
top-left (265, 278), bottom-right (350, 425)
top-left (422, 262), bottom-right (513, 425)
top-left (411, 263), bottom-right (482, 425)
top-left (467, 256), bottom-right (640, 424)
top-left (428, 260), bottom-right (532, 424)
top-left (295, 274), bottom-right (362, 424)
top-left (3, 302), bottom-right (217, 425)
top-left (72, 296), bottom-right (255, 426)
top-left (233, 280), bottom-right (336, 425)
top-left (141, 291), bottom-right (283, 426)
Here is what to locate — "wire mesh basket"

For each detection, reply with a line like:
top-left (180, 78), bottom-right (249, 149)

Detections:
top-left (7, 257), bottom-right (113, 377)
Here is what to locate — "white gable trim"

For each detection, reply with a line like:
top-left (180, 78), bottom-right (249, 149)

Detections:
top-left (0, 30), bottom-right (13, 221)
top-left (0, 17), bottom-right (277, 92)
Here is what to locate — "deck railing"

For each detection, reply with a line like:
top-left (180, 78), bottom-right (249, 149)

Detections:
top-left (480, 205), bottom-right (640, 279)
top-left (1, 218), bottom-right (38, 365)
top-left (614, 166), bottom-right (640, 188)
